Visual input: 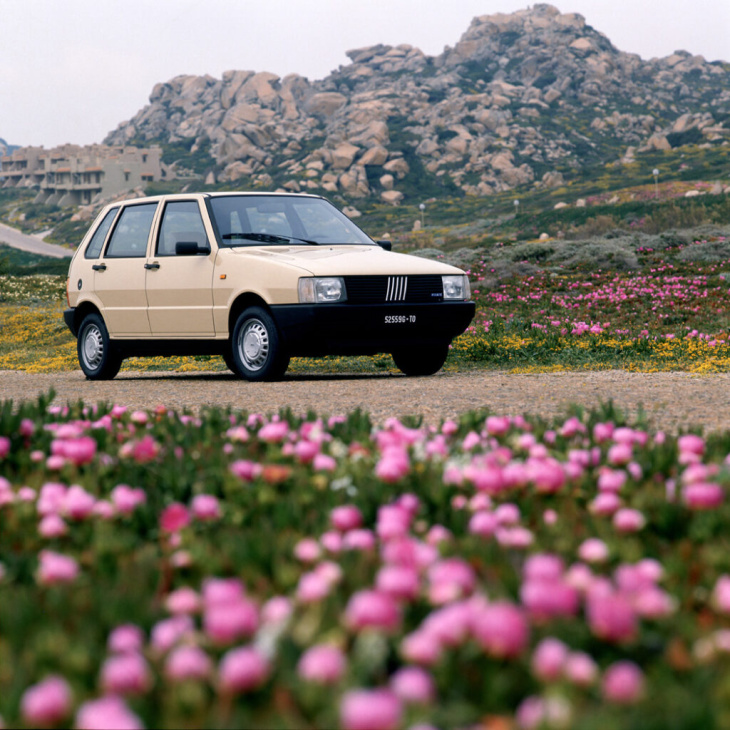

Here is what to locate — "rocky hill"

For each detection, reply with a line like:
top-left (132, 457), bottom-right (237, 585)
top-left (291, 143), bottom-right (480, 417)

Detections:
top-left (105, 3), bottom-right (730, 205)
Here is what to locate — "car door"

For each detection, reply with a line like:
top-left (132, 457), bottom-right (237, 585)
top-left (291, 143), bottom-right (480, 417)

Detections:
top-left (94, 202), bottom-right (158, 336)
top-left (145, 199), bottom-right (216, 337)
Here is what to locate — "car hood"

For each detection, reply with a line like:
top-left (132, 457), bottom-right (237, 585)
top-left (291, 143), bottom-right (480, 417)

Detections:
top-left (225, 245), bottom-right (465, 276)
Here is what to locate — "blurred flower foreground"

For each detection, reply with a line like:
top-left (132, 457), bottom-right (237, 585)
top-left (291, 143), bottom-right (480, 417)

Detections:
top-left (1, 394), bottom-right (730, 729)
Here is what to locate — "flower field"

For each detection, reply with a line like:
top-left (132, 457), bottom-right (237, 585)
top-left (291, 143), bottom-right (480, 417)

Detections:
top-left (3, 231), bottom-right (730, 375)
top-left (2, 394), bottom-right (730, 728)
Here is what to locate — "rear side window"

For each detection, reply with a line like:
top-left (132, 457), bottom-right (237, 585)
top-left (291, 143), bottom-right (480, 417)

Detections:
top-left (84, 207), bottom-right (118, 259)
top-left (105, 204), bottom-right (157, 258)
top-left (156, 201), bottom-right (208, 256)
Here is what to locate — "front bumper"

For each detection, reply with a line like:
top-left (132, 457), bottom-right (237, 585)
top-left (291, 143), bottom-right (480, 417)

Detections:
top-left (270, 301), bottom-right (475, 356)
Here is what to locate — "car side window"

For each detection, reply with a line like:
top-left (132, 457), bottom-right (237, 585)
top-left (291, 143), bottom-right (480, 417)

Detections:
top-left (84, 207), bottom-right (118, 259)
top-left (156, 201), bottom-right (208, 256)
top-left (104, 203), bottom-right (157, 258)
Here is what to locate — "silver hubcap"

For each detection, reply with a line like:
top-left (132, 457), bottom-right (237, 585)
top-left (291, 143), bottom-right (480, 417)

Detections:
top-left (239, 319), bottom-right (269, 371)
top-left (82, 324), bottom-right (104, 369)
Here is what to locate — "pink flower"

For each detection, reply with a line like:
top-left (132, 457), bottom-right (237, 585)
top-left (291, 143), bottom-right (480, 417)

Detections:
top-left (63, 484), bottom-right (96, 519)
top-left (321, 530), bottom-right (343, 553)
top-left (712, 575), bottom-right (730, 613)
top-left (204, 599), bottom-right (259, 645)
top-left (37, 482), bottom-right (67, 516)
top-left (331, 505), bottom-right (363, 532)
top-left (343, 529), bottom-right (376, 551)
top-left (20, 675), bottom-right (72, 725)
top-left (613, 508), bottom-right (646, 532)
top-left (165, 587), bottom-right (201, 615)
top-left (294, 439), bottom-right (320, 463)
top-left (678, 434), bottom-right (705, 458)
top-left (159, 502), bottom-right (190, 534)
top-left (587, 591), bottom-right (637, 643)
top-left (427, 558), bottom-right (475, 604)
top-left (296, 570), bottom-right (331, 603)
top-left (345, 590), bottom-right (401, 632)
top-left (400, 630), bottom-right (443, 666)
top-left (590, 492), bottom-right (622, 516)
top-left (528, 458), bottom-right (565, 493)
top-left (524, 554), bottom-right (563, 582)
top-left (297, 644), bottom-right (347, 684)
top-left (258, 420), bottom-right (289, 442)
top-left (578, 538), bottom-right (609, 563)
top-left (150, 615), bottom-right (194, 653)
top-left (165, 645), bottom-right (212, 681)
top-left (37, 550), bottom-right (79, 585)
top-left (100, 652), bottom-right (152, 695)
top-left (108, 624), bottom-right (145, 654)
top-left (521, 578), bottom-right (579, 621)
top-left (469, 510), bottom-right (498, 537)
top-left (608, 442), bottom-right (632, 466)
top-left (261, 596), bottom-right (292, 625)
top-left (293, 537), bottom-right (321, 563)
top-left (39, 514), bottom-right (68, 538)
top-left (375, 447), bottom-right (410, 483)
top-left (75, 696), bottom-right (143, 730)
top-left (190, 494), bottom-right (221, 521)
top-left (683, 482), bottom-right (724, 510)
top-left (340, 689), bottom-right (402, 730)
top-left (602, 660), bottom-right (644, 704)
top-left (597, 468), bottom-right (626, 493)
top-left (390, 666), bottom-right (435, 704)
top-left (124, 434), bottom-right (160, 463)
top-left (110, 485), bottom-right (146, 515)
top-left (313, 453), bottom-right (337, 471)
top-left (202, 577), bottom-right (245, 607)
top-left (229, 459), bottom-right (262, 481)
top-left (376, 564), bottom-right (420, 601)
top-left (471, 601), bottom-right (529, 659)
top-left (531, 637), bottom-right (568, 682)
top-left (55, 436), bottom-right (97, 466)
top-left (218, 646), bottom-right (269, 693)
top-left (0, 436), bottom-right (10, 459)
top-left (565, 651), bottom-right (598, 686)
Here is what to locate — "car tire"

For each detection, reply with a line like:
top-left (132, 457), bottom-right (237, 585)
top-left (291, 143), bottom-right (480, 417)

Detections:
top-left (222, 351), bottom-right (238, 374)
top-left (392, 344), bottom-right (449, 377)
top-left (230, 307), bottom-right (290, 381)
top-left (77, 313), bottom-right (122, 380)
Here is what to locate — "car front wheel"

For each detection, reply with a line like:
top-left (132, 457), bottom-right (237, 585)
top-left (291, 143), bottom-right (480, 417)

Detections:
top-left (392, 344), bottom-right (449, 376)
top-left (230, 307), bottom-right (290, 381)
top-left (77, 313), bottom-right (122, 380)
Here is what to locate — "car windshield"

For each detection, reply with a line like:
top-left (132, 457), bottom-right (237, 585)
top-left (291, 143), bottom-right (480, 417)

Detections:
top-left (209, 195), bottom-right (375, 247)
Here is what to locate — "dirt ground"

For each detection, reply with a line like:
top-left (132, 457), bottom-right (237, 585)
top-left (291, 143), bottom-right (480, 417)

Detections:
top-left (3, 369), bottom-right (730, 433)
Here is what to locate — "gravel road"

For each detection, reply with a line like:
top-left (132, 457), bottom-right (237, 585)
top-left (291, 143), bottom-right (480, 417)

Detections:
top-left (2, 369), bottom-right (730, 433)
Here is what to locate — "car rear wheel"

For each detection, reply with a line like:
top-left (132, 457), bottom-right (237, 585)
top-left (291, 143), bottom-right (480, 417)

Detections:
top-left (77, 313), bottom-right (122, 380)
top-left (392, 344), bottom-right (449, 376)
top-left (230, 307), bottom-right (290, 381)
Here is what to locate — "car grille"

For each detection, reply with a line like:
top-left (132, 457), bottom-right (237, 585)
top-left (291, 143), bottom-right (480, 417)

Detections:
top-left (344, 275), bottom-right (444, 304)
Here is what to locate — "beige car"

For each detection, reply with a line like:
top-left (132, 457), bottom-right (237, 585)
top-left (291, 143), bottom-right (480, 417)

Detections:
top-left (64, 193), bottom-right (475, 380)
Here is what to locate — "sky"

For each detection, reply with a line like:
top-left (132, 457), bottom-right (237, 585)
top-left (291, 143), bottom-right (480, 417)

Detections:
top-left (1, 0), bottom-right (728, 149)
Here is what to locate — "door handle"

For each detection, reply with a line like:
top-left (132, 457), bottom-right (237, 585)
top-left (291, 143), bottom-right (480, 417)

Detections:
top-left (92, 263), bottom-right (106, 271)
top-left (144, 262), bottom-right (160, 270)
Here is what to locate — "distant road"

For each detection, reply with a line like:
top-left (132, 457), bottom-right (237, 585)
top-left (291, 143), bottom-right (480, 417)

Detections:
top-left (0, 222), bottom-right (73, 258)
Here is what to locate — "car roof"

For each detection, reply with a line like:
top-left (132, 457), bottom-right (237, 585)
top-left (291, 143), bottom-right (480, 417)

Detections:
top-left (116, 191), bottom-right (325, 206)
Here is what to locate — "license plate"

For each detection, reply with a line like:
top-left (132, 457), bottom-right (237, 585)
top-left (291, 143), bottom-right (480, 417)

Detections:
top-left (384, 315), bottom-right (416, 324)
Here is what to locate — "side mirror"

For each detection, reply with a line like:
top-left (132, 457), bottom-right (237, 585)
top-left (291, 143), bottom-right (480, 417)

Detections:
top-left (175, 241), bottom-right (210, 256)
top-left (377, 240), bottom-right (392, 251)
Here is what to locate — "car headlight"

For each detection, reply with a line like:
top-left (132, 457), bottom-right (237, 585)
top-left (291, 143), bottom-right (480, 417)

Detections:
top-left (298, 277), bottom-right (347, 303)
top-left (442, 275), bottom-right (471, 300)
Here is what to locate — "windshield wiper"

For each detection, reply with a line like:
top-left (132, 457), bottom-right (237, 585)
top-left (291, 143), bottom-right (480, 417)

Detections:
top-left (222, 232), bottom-right (319, 245)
